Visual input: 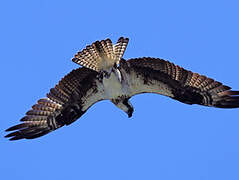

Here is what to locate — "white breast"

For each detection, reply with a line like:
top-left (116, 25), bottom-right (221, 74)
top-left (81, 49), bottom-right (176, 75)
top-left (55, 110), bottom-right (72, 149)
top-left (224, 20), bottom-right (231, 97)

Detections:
top-left (102, 72), bottom-right (126, 99)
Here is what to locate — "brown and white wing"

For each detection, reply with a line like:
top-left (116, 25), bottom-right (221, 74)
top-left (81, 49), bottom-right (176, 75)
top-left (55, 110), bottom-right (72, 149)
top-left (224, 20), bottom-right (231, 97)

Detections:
top-left (120, 57), bottom-right (239, 108)
top-left (5, 67), bottom-right (105, 140)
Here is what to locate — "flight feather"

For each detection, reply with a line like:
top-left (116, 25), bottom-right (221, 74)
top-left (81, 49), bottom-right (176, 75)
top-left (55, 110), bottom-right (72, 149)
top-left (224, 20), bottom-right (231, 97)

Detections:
top-left (120, 57), bottom-right (239, 108)
top-left (5, 68), bottom-right (104, 140)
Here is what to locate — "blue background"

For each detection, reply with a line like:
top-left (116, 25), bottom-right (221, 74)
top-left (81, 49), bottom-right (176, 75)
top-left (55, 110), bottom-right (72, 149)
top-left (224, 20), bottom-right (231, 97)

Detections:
top-left (1, 0), bottom-right (239, 179)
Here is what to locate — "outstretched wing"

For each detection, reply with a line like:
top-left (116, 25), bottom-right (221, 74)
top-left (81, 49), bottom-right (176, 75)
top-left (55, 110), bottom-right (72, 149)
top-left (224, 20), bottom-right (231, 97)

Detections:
top-left (120, 57), bottom-right (239, 108)
top-left (5, 67), bottom-right (104, 140)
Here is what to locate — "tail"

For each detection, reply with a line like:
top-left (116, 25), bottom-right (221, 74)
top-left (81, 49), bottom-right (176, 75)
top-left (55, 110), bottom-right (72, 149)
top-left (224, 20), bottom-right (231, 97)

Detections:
top-left (72, 37), bottom-right (129, 72)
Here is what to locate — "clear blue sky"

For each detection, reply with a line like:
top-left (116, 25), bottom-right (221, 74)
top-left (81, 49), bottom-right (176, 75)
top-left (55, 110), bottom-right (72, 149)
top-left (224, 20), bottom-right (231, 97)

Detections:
top-left (1, 0), bottom-right (239, 179)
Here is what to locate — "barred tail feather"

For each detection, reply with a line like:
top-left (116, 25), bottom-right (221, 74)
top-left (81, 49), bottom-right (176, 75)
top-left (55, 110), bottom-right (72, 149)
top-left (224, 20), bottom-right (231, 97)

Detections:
top-left (114, 37), bottom-right (129, 63)
top-left (72, 37), bottom-right (129, 72)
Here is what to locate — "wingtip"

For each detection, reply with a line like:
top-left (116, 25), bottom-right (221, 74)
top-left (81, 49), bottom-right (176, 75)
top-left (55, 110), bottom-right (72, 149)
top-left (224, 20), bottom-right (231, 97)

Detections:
top-left (9, 136), bottom-right (24, 141)
top-left (5, 133), bottom-right (12, 138)
top-left (5, 123), bottom-right (27, 132)
top-left (5, 133), bottom-right (23, 141)
top-left (213, 90), bottom-right (239, 108)
top-left (218, 91), bottom-right (239, 96)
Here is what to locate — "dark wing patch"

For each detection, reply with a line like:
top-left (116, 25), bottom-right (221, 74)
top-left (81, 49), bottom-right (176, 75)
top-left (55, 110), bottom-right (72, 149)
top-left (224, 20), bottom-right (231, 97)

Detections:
top-left (121, 57), bottom-right (239, 108)
top-left (5, 68), bottom-right (100, 140)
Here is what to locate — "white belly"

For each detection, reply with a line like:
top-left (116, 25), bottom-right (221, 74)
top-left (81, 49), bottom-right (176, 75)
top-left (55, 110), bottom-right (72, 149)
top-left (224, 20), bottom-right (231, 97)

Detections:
top-left (102, 73), bottom-right (125, 99)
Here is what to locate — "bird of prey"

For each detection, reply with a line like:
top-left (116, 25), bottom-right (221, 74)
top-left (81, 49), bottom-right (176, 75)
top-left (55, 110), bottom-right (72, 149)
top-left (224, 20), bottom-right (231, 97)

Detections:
top-left (5, 37), bottom-right (239, 140)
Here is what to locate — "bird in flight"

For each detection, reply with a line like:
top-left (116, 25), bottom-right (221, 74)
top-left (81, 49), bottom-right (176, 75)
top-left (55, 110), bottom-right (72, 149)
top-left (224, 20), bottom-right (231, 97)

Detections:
top-left (5, 37), bottom-right (239, 140)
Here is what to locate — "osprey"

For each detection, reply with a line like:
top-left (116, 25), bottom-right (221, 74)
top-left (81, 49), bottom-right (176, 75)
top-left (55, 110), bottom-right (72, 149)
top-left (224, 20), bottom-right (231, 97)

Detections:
top-left (5, 37), bottom-right (239, 140)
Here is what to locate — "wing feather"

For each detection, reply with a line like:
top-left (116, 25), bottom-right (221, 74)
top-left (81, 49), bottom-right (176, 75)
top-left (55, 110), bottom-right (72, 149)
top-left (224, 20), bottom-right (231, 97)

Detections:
top-left (5, 67), bottom-right (104, 140)
top-left (120, 57), bottom-right (239, 108)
